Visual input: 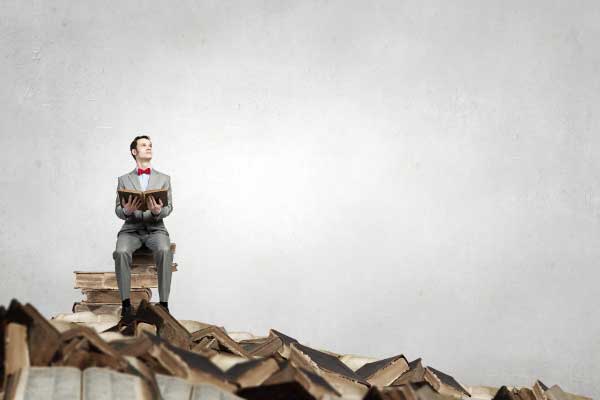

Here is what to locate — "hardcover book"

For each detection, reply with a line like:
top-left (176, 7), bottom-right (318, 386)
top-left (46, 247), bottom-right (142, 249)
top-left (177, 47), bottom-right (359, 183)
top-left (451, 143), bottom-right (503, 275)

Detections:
top-left (117, 188), bottom-right (168, 212)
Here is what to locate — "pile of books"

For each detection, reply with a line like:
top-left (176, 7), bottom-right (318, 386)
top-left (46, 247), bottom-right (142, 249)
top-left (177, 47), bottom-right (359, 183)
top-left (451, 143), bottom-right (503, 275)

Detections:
top-left (72, 243), bottom-right (177, 315)
top-left (0, 299), bottom-right (591, 400)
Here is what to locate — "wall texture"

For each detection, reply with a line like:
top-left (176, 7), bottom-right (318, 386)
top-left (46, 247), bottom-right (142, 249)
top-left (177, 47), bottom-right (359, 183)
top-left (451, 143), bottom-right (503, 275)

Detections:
top-left (1, 0), bottom-right (599, 397)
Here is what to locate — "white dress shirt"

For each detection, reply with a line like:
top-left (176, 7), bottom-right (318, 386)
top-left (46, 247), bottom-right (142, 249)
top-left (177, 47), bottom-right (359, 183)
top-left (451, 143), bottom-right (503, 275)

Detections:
top-left (139, 168), bottom-right (150, 191)
top-left (123, 167), bottom-right (151, 216)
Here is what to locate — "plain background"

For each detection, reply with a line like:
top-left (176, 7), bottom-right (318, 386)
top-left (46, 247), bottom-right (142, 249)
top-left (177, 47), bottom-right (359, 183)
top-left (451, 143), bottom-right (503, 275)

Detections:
top-left (1, 0), bottom-right (599, 397)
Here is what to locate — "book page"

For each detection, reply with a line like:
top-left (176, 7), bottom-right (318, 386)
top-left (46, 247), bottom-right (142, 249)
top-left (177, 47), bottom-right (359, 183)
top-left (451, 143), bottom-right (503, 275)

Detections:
top-left (156, 374), bottom-right (192, 400)
top-left (13, 367), bottom-right (81, 400)
top-left (82, 367), bottom-right (144, 400)
top-left (191, 383), bottom-right (243, 400)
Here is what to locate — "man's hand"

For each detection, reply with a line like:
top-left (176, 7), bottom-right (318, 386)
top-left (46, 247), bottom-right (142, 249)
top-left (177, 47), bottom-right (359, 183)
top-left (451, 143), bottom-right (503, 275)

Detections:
top-left (147, 196), bottom-right (163, 216)
top-left (122, 195), bottom-right (143, 214)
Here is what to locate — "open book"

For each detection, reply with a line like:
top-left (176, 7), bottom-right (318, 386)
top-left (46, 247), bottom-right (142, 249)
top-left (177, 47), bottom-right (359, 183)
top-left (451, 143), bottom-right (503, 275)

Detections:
top-left (4, 366), bottom-right (152, 400)
top-left (117, 189), bottom-right (168, 212)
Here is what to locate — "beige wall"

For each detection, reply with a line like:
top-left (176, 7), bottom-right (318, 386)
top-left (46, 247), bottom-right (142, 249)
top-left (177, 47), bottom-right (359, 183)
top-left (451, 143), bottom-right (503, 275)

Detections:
top-left (1, 1), bottom-right (598, 397)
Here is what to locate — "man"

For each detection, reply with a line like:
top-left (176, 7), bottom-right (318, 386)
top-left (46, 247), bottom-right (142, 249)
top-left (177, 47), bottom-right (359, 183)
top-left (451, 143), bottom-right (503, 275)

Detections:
top-left (113, 135), bottom-right (174, 319)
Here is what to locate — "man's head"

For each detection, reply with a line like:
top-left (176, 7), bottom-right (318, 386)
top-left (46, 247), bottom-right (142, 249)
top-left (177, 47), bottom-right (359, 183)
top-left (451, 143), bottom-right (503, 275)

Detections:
top-left (130, 135), bottom-right (152, 161)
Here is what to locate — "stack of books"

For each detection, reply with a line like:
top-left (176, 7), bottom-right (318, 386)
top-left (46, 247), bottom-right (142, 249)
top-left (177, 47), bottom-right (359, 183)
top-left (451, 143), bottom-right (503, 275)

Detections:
top-left (72, 243), bottom-right (177, 315)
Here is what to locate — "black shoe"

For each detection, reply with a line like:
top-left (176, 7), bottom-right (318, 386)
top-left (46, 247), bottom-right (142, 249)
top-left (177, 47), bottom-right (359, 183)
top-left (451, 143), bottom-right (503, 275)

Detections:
top-left (157, 302), bottom-right (170, 314)
top-left (120, 304), bottom-right (134, 322)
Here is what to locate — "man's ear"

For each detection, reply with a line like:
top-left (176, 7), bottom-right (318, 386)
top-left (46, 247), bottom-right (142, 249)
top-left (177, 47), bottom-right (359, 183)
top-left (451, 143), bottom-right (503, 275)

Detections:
top-left (131, 149), bottom-right (137, 158)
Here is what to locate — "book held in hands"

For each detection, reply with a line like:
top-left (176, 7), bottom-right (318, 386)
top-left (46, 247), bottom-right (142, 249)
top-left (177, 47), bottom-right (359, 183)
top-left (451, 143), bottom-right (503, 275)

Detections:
top-left (118, 189), bottom-right (168, 212)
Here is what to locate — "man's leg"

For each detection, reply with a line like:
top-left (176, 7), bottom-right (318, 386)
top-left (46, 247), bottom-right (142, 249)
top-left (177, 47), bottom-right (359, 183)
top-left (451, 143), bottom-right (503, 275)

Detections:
top-left (113, 232), bottom-right (143, 301)
top-left (143, 232), bottom-right (173, 302)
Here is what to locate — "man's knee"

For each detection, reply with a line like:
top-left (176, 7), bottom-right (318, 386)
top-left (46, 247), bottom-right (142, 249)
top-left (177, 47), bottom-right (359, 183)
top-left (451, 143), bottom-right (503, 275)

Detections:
top-left (113, 247), bottom-right (133, 259)
top-left (153, 244), bottom-right (171, 255)
top-left (149, 234), bottom-right (171, 255)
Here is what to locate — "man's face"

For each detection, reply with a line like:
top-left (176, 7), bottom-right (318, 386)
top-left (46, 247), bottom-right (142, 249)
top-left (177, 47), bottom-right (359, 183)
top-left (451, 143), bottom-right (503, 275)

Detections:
top-left (133, 138), bottom-right (153, 161)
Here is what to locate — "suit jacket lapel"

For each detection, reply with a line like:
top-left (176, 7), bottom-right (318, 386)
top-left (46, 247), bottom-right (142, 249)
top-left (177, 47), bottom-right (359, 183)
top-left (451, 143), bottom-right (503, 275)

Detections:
top-left (127, 169), bottom-right (143, 191)
top-left (147, 168), bottom-right (159, 190)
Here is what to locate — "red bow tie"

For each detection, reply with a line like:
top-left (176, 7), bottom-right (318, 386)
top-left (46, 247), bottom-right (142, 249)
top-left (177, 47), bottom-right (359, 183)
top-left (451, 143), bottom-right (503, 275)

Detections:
top-left (137, 168), bottom-right (151, 176)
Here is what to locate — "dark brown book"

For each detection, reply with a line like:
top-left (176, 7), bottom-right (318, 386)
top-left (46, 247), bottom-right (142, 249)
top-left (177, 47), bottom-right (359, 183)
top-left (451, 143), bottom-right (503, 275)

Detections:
top-left (73, 263), bottom-right (177, 290)
top-left (191, 337), bottom-right (219, 357)
top-left (226, 357), bottom-right (280, 388)
top-left (241, 336), bottom-right (283, 357)
top-left (238, 336), bottom-right (273, 352)
top-left (5, 299), bottom-right (62, 366)
top-left (118, 188), bottom-right (169, 212)
top-left (54, 325), bottom-right (129, 371)
top-left (412, 383), bottom-right (452, 400)
top-left (268, 329), bottom-right (299, 358)
top-left (363, 385), bottom-right (419, 400)
top-left (515, 387), bottom-right (538, 400)
top-left (52, 325), bottom-right (159, 399)
top-left (493, 386), bottom-right (536, 400)
top-left (82, 288), bottom-right (152, 304)
top-left (290, 342), bottom-right (365, 382)
top-left (110, 335), bottom-right (155, 357)
top-left (237, 380), bottom-right (317, 400)
top-left (134, 300), bottom-right (192, 350)
top-left (190, 326), bottom-right (250, 358)
top-left (269, 329), bottom-right (298, 346)
top-left (137, 334), bottom-right (191, 378)
top-left (266, 362), bottom-right (340, 396)
top-left (356, 354), bottom-right (410, 386)
top-left (392, 359), bottom-right (470, 397)
top-left (392, 358), bottom-right (427, 386)
top-left (288, 342), bottom-right (369, 398)
top-left (494, 386), bottom-right (524, 400)
top-left (71, 301), bottom-right (162, 315)
top-left (237, 362), bottom-right (339, 400)
top-left (143, 332), bottom-right (237, 392)
top-left (427, 366), bottom-right (470, 397)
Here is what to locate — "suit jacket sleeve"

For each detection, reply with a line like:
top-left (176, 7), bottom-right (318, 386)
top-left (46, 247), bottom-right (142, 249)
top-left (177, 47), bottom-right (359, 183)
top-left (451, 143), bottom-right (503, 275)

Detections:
top-left (147, 175), bottom-right (173, 222)
top-left (115, 177), bottom-right (141, 222)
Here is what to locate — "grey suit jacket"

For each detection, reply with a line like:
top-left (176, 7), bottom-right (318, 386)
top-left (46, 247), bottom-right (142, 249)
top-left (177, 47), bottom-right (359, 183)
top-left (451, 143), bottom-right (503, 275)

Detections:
top-left (115, 168), bottom-right (173, 236)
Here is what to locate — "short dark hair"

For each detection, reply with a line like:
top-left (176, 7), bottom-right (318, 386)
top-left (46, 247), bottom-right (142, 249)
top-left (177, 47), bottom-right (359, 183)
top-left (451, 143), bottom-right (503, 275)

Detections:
top-left (130, 135), bottom-right (151, 160)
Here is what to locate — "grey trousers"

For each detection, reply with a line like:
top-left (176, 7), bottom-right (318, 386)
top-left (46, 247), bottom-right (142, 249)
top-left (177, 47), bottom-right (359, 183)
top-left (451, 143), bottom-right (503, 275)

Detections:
top-left (113, 231), bottom-right (173, 302)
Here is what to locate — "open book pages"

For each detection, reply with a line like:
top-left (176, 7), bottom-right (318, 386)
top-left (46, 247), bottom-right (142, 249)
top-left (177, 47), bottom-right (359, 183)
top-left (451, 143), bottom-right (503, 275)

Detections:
top-left (6, 367), bottom-right (81, 400)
